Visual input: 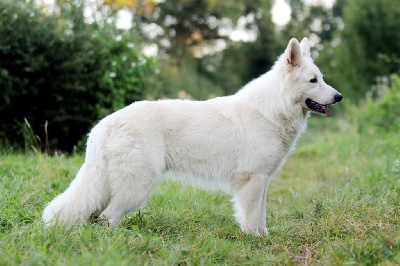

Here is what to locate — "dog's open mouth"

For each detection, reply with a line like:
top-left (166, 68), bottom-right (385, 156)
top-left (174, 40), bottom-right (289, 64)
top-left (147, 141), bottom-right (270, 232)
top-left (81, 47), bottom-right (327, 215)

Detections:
top-left (305, 99), bottom-right (330, 117)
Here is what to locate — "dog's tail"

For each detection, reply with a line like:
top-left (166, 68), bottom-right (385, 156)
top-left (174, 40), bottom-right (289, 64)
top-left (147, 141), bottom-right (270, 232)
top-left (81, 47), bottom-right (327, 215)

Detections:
top-left (42, 126), bottom-right (110, 226)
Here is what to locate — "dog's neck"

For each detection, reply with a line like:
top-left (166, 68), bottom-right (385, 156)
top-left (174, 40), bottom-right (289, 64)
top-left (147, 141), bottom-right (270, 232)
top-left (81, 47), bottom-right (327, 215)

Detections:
top-left (235, 71), bottom-right (309, 149)
top-left (236, 72), bottom-right (308, 123)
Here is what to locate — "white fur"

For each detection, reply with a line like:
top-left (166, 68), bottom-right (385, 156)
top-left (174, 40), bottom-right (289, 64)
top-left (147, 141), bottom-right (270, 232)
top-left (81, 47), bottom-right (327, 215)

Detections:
top-left (43, 38), bottom-right (341, 235)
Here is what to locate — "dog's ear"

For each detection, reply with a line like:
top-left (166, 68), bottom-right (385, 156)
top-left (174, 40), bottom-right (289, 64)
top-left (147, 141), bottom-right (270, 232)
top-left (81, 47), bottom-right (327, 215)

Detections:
top-left (286, 38), bottom-right (302, 67)
top-left (300, 37), bottom-right (311, 58)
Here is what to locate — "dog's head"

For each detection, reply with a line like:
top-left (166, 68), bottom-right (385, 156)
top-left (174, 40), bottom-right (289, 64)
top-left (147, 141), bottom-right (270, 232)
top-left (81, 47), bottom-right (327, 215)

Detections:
top-left (281, 38), bottom-right (342, 117)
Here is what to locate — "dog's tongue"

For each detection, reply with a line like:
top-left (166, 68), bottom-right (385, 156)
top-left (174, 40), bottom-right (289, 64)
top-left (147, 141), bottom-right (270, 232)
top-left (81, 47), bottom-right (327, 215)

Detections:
top-left (322, 105), bottom-right (330, 117)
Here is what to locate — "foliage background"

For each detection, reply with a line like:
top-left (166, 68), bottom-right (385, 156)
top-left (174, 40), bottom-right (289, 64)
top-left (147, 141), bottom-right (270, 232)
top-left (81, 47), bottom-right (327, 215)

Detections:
top-left (0, 0), bottom-right (158, 152)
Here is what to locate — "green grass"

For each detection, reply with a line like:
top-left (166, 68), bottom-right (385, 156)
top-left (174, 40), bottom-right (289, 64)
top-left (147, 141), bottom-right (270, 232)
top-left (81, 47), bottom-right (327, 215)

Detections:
top-left (1, 115), bottom-right (399, 265)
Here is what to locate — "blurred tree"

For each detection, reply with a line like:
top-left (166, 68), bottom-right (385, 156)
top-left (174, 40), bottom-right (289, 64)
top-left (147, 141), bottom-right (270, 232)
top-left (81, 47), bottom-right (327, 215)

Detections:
top-left (211, 1), bottom-right (282, 95)
top-left (0, 0), bottom-right (158, 152)
top-left (316, 0), bottom-right (400, 100)
top-left (282, 0), bottom-right (343, 52)
top-left (104, 0), bottom-right (279, 98)
top-left (105, 0), bottom-right (251, 56)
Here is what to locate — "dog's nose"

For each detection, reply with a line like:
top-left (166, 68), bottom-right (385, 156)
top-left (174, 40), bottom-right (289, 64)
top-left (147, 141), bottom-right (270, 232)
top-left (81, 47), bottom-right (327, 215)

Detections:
top-left (334, 93), bottom-right (343, 103)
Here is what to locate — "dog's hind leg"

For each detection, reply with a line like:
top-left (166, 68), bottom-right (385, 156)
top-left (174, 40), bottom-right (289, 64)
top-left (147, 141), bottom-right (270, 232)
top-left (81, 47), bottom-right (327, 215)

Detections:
top-left (99, 148), bottom-right (165, 227)
top-left (231, 172), bottom-right (269, 236)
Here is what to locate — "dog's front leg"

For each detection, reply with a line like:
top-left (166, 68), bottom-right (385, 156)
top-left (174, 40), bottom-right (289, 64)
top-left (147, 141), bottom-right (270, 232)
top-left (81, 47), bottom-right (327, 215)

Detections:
top-left (231, 172), bottom-right (269, 236)
top-left (258, 184), bottom-right (268, 235)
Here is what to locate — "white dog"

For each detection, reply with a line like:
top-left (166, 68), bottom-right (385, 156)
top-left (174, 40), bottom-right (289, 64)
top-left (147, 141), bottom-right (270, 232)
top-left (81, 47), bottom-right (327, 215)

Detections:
top-left (43, 38), bottom-right (342, 235)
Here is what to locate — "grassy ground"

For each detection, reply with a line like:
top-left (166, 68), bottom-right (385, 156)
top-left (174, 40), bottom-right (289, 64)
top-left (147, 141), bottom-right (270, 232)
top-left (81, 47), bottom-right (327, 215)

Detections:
top-left (1, 115), bottom-right (399, 265)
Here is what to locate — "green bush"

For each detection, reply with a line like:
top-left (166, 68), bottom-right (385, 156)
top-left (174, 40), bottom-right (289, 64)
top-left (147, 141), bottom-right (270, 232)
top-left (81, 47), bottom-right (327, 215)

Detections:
top-left (352, 75), bottom-right (400, 133)
top-left (0, 0), bottom-right (158, 152)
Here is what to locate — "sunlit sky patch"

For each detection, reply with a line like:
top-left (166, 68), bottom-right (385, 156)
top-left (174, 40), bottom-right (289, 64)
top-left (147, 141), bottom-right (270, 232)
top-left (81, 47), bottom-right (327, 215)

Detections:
top-left (272, 0), bottom-right (291, 26)
top-left (272, 0), bottom-right (336, 26)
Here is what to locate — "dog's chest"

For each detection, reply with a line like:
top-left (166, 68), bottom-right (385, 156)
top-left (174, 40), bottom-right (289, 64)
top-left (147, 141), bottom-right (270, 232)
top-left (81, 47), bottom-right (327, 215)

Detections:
top-left (239, 115), bottom-right (307, 174)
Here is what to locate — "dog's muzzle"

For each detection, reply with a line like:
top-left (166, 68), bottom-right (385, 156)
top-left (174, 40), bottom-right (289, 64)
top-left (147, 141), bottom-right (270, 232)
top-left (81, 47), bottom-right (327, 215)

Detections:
top-left (305, 93), bottom-right (343, 117)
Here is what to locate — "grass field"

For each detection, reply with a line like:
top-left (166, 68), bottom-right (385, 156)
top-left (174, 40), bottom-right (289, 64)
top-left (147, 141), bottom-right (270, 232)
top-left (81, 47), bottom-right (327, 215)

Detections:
top-left (1, 113), bottom-right (399, 265)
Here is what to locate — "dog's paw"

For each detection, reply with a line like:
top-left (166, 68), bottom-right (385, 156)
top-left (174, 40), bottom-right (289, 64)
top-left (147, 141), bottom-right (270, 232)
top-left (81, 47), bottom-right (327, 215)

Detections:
top-left (99, 214), bottom-right (122, 227)
top-left (258, 226), bottom-right (269, 236)
top-left (241, 227), bottom-right (260, 237)
top-left (241, 225), bottom-right (269, 237)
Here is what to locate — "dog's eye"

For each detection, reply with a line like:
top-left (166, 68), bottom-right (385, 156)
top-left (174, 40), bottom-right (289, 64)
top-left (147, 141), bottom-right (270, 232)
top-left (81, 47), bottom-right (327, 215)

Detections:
top-left (310, 77), bottom-right (318, 83)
